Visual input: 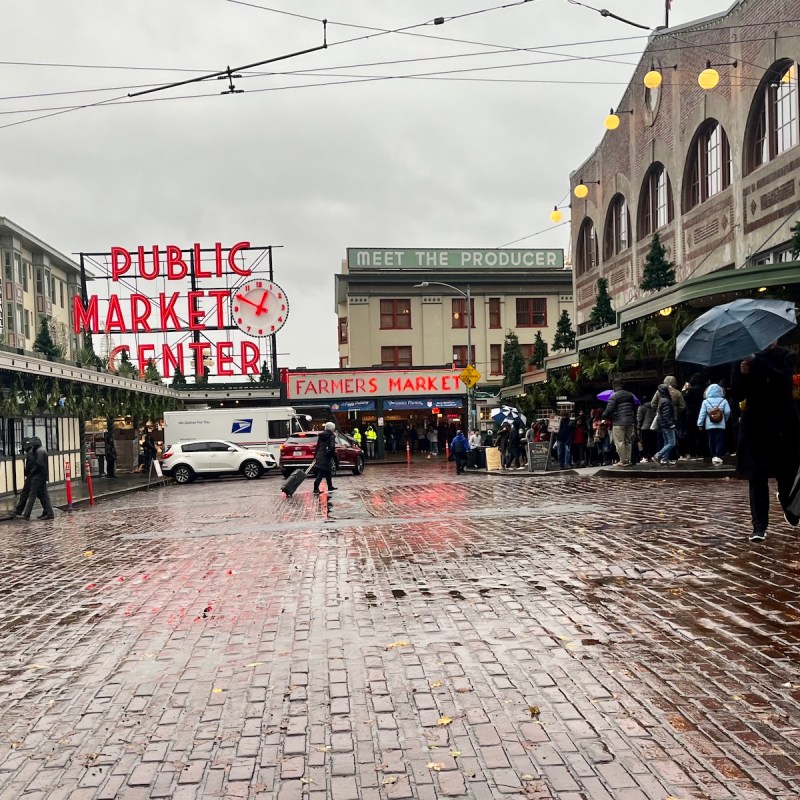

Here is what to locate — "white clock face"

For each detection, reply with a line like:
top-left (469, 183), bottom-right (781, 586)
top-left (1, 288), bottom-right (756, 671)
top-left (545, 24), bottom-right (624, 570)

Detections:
top-left (231, 280), bottom-right (289, 337)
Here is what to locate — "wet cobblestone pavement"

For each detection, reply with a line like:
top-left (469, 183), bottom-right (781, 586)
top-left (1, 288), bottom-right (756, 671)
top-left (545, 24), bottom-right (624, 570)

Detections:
top-left (1, 464), bottom-right (799, 799)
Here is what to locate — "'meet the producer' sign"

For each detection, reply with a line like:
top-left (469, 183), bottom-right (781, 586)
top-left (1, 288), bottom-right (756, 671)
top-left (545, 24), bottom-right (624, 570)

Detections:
top-left (347, 248), bottom-right (564, 270)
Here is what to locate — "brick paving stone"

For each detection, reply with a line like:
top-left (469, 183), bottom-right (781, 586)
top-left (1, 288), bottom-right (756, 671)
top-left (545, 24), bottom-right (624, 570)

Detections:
top-left (0, 467), bottom-right (798, 798)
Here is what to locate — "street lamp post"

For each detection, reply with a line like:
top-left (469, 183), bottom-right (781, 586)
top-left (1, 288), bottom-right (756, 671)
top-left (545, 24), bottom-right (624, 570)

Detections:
top-left (414, 281), bottom-right (474, 433)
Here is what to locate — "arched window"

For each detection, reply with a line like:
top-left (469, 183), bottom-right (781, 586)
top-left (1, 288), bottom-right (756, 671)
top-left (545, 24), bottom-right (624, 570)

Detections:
top-left (603, 194), bottom-right (630, 259)
top-left (746, 61), bottom-right (799, 173)
top-left (576, 218), bottom-right (598, 276)
top-left (684, 121), bottom-right (732, 210)
top-left (638, 163), bottom-right (673, 239)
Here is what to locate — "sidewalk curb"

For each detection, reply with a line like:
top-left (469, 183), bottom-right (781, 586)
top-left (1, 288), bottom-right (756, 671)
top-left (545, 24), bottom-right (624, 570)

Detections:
top-left (58, 480), bottom-right (170, 511)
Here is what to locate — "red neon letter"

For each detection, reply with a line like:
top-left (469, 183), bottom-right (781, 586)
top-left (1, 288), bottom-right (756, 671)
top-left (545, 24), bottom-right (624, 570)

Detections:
top-left (188, 341), bottom-right (211, 375)
top-left (187, 291), bottom-right (205, 330)
top-left (140, 246), bottom-right (160, 280)
top-left (194, 243), bottom-right (212, 279)
top-left (166, 245), bottom-right (188, 280)
top-left (72, 295), bottom-right (98, 333)
top-left (206, 289), bottom-right (229, 328)
top-left (111, 247), bottom-right (131, 281)
top-left (216, 341), bottom-right (234, 376)
top-left (161, 343), bottom-right (184, 378)
top-left (108, 344), bottom-right (129, 371)
top-left (159, 292), bottom-right (181, 330)
top-left (137, 344), bottom-right (155, 375)
top-left (241, 340), bottom-right (260, 375)
top-left (228, 241), bottom-right (252, 276)
top-left (130, 294), bottom-right (152, 333)
top-left (105, 295), bottom-right (128, 333)
top-left (215, 242), bottom-right (224, 278)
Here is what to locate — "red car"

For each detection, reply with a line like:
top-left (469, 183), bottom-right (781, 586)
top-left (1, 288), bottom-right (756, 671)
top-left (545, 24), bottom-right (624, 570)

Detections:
top-left (279, 431), bottom-right (365, 478)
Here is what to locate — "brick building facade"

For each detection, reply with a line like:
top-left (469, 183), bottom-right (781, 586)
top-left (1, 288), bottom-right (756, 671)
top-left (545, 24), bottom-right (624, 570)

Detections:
top-left (571, 0), bottom-right (800, 333)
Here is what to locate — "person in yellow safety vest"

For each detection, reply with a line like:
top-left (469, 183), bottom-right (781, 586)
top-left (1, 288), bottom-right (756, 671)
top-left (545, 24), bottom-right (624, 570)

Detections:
top-left (365, 425), bottom-right (377, 458)
top-left (352, 427), bottom-right (362, 449)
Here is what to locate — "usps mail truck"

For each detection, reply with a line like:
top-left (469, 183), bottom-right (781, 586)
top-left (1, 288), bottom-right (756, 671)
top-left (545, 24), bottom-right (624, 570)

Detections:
top-left (163, 407), bottom-right (310, 460)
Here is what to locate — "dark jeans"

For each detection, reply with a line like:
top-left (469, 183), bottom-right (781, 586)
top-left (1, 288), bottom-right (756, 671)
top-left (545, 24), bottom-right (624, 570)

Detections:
top-left (21, 478), bottom-right (53, 519)
top-left (313, 466), bottom-right (334, 491)
top-left (749, 467), bottom-right (796, 533)
top-left (572, 442), bottom-right (587, 466)
top-left (14, 476), bottom-right (32, 515)
top-left (707, 428), bottom-right (725, 459)
top-left (639, 429), bottom-right (657, 459)
top-left (455, 454), bottom-right (468, 474)
top-left (106, 457), bottom-right (116, 478)
top-left (97, 455), bottom-right (105, 476)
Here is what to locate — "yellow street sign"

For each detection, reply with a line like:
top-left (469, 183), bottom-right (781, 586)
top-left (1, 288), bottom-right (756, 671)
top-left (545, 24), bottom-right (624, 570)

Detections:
top-left (459, 365), bottom-right (481, 388)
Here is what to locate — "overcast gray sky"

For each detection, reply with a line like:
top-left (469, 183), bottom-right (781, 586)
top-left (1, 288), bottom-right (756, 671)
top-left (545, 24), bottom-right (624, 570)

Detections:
top-left (3, 0), bottom-right (733, 372)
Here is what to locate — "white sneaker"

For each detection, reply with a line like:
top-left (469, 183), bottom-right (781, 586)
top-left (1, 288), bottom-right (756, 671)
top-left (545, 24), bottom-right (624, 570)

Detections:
top-left (711, 457), bottom-right (722, 465)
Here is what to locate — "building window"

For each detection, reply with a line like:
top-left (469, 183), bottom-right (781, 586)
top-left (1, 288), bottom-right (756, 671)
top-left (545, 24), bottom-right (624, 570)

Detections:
top-left (747, 61), bottom-right (799, 173)
top-left (22, 262), bottom-right (29, 292)
top-left (381, 346), bottom-right (412, 367)
top-left (59, 281), bottom-right (65, 307)
top-left (490, 344), bottom-right (502, 374)
top-left (685, 121), bottom-right (732, 210)
top-left (36, 267), bottom-right (43, 296)
top-left (380, 299), bottom-right (411, 329)
top-left (488, 298), bottom-right (501, 328)
top-left (451, 298), bottom-right (475, 329)
top-left (339, 356), bottom-right (349, 368)
top-left (338, 317), bottom-right (348, 344)
top-left (603, 194), bottom-right (630, 259)
top-left (5, 304), bottom-right (13, 331)
top-left (14, 254), bottom-right (21, 285)
top-left (49, 275), bottom-right (55, 301)
top-left (452, 345), bottom-right (475, 368)
top-left (516, 298), bottom-right (547, 328)
top-left (638, 164), bottom-right (674, 238)
top-left (3, 253), bottom-right (10, 282)
top-left (24, 310), bottom-right (31, 340)
top-left (576, 218), bottom-right (598, 276)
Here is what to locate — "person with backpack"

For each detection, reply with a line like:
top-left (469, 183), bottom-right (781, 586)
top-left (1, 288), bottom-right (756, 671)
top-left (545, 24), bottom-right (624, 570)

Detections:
top-left (653, 384), bottom-right (678, 465)
top-left (312, 422), bottom-right (338, 494)
top-left (697, 383), bottom-right (731, 466)
top-left (450, 429), bottom-right (470, 475)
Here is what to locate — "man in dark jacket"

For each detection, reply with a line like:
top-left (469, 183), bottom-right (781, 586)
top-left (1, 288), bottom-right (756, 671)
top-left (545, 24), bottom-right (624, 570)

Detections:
top-left (603, 380), bottom-right (637, 465)
top-left (18, 436), bottom-right (54, 520)
top-left (14, 438), bottom-right (35, 518)
top-left (735, 344), bottom-right (800, 542)
top-left (450, 429), bottom-right (470, 475)
top-left (312, 422), bottom-right (338, 494)
top-left (653, 385), bottom-right (677, 465)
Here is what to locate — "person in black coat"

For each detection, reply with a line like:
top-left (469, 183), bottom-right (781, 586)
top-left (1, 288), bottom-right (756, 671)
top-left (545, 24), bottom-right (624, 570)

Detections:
top-left (734, 344), bottom-right (800, 542)
top-left (682, 373), bottom-right (707, 459)
top-left (312, 422), bottom-right (338, 494)
top-left (18, 436), bottom-right (54, 520)
top-left (653, 385), bottom-right (677, 465)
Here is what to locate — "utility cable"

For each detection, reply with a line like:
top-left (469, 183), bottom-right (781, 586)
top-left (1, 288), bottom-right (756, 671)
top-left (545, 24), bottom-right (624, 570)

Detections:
top-left (498, 222), bottom-right (570, 248)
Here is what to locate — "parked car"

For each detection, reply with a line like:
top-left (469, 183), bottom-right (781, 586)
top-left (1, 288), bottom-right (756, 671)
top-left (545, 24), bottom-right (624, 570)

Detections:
top-left (160, 439), bottom-right (277, 484)
top-left (279, 431), bottom-right (365, 478)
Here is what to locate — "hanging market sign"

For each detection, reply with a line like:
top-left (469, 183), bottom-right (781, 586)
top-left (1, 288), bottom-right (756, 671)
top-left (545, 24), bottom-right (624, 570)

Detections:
top-left (73, 242), bottom-right (287, 378)
top-left (347, 248), bottom-right (564, 270)
top-left (286, 369), bottom-right (465, 400)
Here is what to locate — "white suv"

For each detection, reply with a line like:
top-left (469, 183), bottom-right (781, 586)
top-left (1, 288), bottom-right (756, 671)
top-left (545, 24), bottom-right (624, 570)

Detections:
top-left (160, 439), bottom-right (277, 484)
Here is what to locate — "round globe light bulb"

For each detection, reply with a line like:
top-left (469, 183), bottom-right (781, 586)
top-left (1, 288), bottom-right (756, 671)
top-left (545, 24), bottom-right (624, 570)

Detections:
top-left (550, 207), bottom-right (563, 223)
top-left (659, 307), bottom-right (673, 317)
top-left (574, 183), bottom-right (589, 199)
top-left (698, 66), bottom-right (720, 90)
top-left (604, 113), bottom-right (620, 131)
top-left (644, 69), bottom-right (663, 89)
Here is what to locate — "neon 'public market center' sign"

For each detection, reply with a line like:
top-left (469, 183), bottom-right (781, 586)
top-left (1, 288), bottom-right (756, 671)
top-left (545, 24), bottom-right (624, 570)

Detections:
top-left (73, 242), bottom-right (288, 378)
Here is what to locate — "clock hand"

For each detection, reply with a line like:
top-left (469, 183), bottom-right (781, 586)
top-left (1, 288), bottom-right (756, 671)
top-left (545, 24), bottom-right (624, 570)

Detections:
top-left (235, 293), bottom-right (261, 310)
top-left (254, 290), bottom-right (269, 316)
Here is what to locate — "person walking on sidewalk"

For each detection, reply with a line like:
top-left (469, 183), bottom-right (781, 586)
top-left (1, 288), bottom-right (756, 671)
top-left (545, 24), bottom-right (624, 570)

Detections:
top-left (603, 380), bottom-right (636, 466)
top-left (13, 438), bottom-right (35, 518)
top-left (556, 410), bottom-right (573, 469)
top-left (651, 375), bottom-right (686, 461)
top-left (312, 422), bottom-right (338, 494)
top-left (697, 383), bottom-right (731, 466)
top-left (450, 429), bottom-right (470, 474)
top-left (734, 343), bottom-right (800, 542)
top-left (364, 425), bottom-right (377, 459)
top-left (427, 425), bottom-right (439, 457)
top-left (653, 385), bottom-right (678, 465)
top-left (104, 430), bottom-right (117, 479)
top-left (17, 436), bottom-right (54, 520)
top-left (636, 399), bottom-right (657, 462)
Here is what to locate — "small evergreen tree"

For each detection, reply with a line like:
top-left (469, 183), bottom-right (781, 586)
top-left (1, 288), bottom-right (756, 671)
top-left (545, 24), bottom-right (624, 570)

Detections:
top-left (552, 310), bottom-right (576, 351)
top-left (33, 317), bottom-right (59, 359)
top-left (791, 219), bottom-right (800, 258)
top-left (116, 348), bottom-right (137, 378)
top-left (502, 331), bottom-right (525, 387)
top-left (195, 365), bottom-right (210, 386)
top-left (144, 358), bottom-right (162, 384)
top-left (259, 360), bottom-right (272, 385)
top-left (531, 331), bottom-right (548, 369)
top-left (590, 277), bottom-right (616, 329)
top-left (639, 232), bottom-right (676, 291)
top-left (171, 365), bottom-right (187, 388)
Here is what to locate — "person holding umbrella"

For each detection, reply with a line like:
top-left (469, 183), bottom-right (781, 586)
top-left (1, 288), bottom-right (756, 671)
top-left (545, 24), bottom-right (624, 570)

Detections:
top-left (735, 344), bottom-right (800, 541)
top-left (676, 298), bottom-right (799, 542)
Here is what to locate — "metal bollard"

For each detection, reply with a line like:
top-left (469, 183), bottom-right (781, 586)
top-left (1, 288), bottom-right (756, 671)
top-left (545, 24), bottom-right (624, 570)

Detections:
top-left (445, 440), bottom-right (450, 461)
top-left (85, 460), bottom-right (95, 506)
top-left (65, 461), bottom-right (73, 511)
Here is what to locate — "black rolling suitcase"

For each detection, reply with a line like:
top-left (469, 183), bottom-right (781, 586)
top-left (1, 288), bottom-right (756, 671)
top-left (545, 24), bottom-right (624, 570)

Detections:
top-left (281, 464), bottom-right (315, 497)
